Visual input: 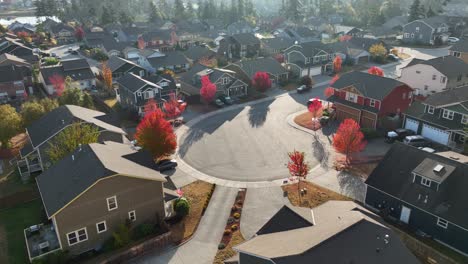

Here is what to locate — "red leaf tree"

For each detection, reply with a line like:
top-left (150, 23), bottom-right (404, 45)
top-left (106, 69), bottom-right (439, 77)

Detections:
top-left (135, 104), bottom-right (177, 161)
top-left (333, 56), bottom-right (342, 73)
top-left (144, 98), bottom-right (160, 116)
top-left (101, 62), bottom-right (113, 91)
top-left (286, 150), bottom-right (310, 206)
top-left (324, 87), bottom-right (335, 109)
top-left (339, 35), bottom-right (352, 42)
top-left (137, 36), bottom-right (145, 49)
top-left (368, 66), bottom-right (384, 76)
top-left (200, 75), bottom-right (217, 103)
top-left (252, 71), bottom-right (272, 92)
top-left (308, 97), bottom-right (323, 131)
top-left (74, 26), bottom-right (85, 42)
top-left (330, 74), bottom-right (339, 85)
top-left (274, 53), bottom-right (285, 63)
top-left (49, 74), bottom-right (65, 96)
top-left (332, 119), bottom-right (367, 164)
top-left (163, 93), bottom-right (187, 120)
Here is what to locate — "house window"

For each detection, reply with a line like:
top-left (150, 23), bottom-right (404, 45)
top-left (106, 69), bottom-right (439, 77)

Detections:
top-left (107, 196), bottom-right (118, 211)
top-left (432, 75), bottom-right (437, 80)
top-left (143, 90), bottom-right (154, 99)
top-left (369, 99), bottom-right (376, 107)
top-left (67, 228), bottom-right (88, 246)
top-left (424, 85), bottom-right (429, 90)
top-left (421, 178), bottom-right (431, 187)
top-left (139, 70), bottom-right (145, 77)
top-left (462, 115), bottom-right (468, 125)
top-left (415, 27), bottom-right (420, 32)
top-left (441, 76), bottom-right (446, 83)
top-left (96, 221), bottom-right (107, 234)
top-left (128, 210), bottom-right (136, 222)
top-left (427, 105), bottom-right (435, 114)
top-left (411, 33), bottom-right (414, 38)
top-left (442, 109), bottom-right (454, 120)
top-left (346, 92), bottom-right (358, 103)
top-left (453, 51), bottom-right (461, 58)
top-left (221, 77), bottom-right (230, 85)
top-left (416, 71), bottom-right (421, 74)
top-left (404, 33), bottom-right (410, 38)
top-left (437, 218), bottom-right (448, 229)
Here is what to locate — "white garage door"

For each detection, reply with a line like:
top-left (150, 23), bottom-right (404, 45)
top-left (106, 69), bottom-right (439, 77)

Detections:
top-left (405, 118), bottom-right (419, 132)
top-left (302, 67), bottom-right (322, 77)
top-left (421, 124), bottom-right (450, 145)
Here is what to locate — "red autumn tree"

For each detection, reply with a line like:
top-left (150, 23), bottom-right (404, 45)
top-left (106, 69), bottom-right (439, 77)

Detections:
top-left (330, 74), bottom-right (339, 85)
top-left (144, 98), bottom-right (160, 116)
top-left (332, 119), bottom-right (367, 164)
top-left (274, 53), bottom-right (285, 63)
top-left (49, 74), bottom-right (65, 96)
top-left (101, 62), bottom-right (113, 91)
top-left (308, 98), bottom-right (323, 131)
top-left (163, 93), bottom-right (187, 120)
top-left (324, 87), bottom-right (335, 109)
top-left (368, 66), bottom-right (384, 76)
top-left (200, 75), bottom-right (217, 103)
top-left (333, 56), bottom-right (342, 73)
top-left (287, 150), bottom-right (310, 206)
top-left (74, 26), bottom-right (85, 42)
top-left (252, 71), bottom-right (272, 92)
top-left (339, 35), bottom-right (352, 42)
top-left (135, 105), bottom-right (177, 160)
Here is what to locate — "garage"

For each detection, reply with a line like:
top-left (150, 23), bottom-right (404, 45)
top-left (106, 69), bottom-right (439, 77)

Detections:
top-left (335, 104), bottom-right (360, 123)
top-left (302, 66), bottom-right (322, 77)
top-left (421, 124), bottom-right (450, 145)
top-left (357, 55), bottom-right (369, 64)
top-left (405, 118), bottom-right (419, 133)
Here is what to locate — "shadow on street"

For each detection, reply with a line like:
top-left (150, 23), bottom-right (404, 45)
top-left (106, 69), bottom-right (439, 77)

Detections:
top-left (312, 134), bottom-right (329, 168)
top-left (336, 171), bottom-right (366, 202)
top-left (247, 99), bottom-right (274, 128)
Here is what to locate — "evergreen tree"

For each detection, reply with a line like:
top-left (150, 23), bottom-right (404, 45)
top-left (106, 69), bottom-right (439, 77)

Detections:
top-left (409, 0), bottom-right (423, 22)
top-left (101, 7), bottom-right (113, 25)
top-left (119, 11), bottom-right (133, 25)
top-left (237, 0), bottom-right (245, 19)
top-left (426, 6), bottom-right (436, 17)
top-left (186, 2), bottom-right (195, 19)
top-left (148, 1), bottom-right (161, 23)
top-left (174, 0), bottom-right (186, 21)
top-left (287, 0), bottom-right (303, 24)
top-left (197, 0), bottom-right (204, 19)
top-left (229, 0), bottom-right (238, 23)
top-left (34, 0), bottom-right (46, 17)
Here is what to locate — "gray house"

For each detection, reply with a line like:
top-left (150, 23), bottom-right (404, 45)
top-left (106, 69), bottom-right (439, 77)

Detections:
top-left (283, 42), bottom-right (333, 77)
top-left (402, 16), bottom-right (449, 45)
top-left (226, 21), bottom-right (254, 35)
top-left (225, 57), bottom-right (289, 88)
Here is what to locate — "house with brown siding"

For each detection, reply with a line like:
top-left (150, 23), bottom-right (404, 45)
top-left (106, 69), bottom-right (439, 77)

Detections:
top-left (449, 39), bottom-right (468, 64)
top-left (25, 141), bottom-right (173, 261)
top-left (329, 71), bottom-right (413, 129)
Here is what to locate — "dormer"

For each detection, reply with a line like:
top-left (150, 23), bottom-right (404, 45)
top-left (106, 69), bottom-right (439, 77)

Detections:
top-left (412, 158), bottom-right (456, 191)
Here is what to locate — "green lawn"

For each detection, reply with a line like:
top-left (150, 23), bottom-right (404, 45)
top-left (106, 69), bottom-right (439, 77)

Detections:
top-left (0, 200), bottom-right (43, 264)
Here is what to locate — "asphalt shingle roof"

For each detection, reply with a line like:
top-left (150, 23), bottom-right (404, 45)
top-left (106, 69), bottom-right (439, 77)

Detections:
top-left (36, 141), bottom-right (166, 217)
top-left (0, 65), bottom-right (27, 82)
top-left (106, 56), bottom-right (142, 72)
top-left (231, 33), bottom-right (260, 46)
top-left (117, 73), bottom-right (161, 93)
top-left (404, 56), bottom-right (468, 79)
top-left (261, 37), bottom-right (295, 51)
top-left (405, 101), bottom-right (465, 130)
top-left (148, 51), bottom-right (189, 69)
top-left (183, 46), bottom-right (215, 61)
top-left (61, 58), bottom-right (90, 71)
top-left (234, 57), bottom-right (288, 78)
top-left (424, 85), bottom-right (468, 107)
top-left (450, 39), bottom-right (468, 53)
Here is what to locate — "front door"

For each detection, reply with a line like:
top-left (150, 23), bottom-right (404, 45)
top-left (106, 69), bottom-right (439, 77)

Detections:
top-left (400, 206), bottom-right (411, 224)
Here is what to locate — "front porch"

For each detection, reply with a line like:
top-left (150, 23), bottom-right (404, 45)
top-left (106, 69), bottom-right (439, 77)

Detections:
top-left (24, 223), bottom-right (61, 262)
top-left (448, 131), bottom-right (466, 153)
top-left (17, 151), bottom-right (42, 183)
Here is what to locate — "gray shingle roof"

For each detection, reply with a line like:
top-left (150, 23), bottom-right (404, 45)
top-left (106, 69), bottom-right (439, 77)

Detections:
top-left (405, 101), bottom-right (464, 130)
top-left (0, 65), bottom-right (28, 82)
top-left (36, 141), bottom-right (166, 217)
top-left (450, 39), bottom-right (468, 53)
top-left (366, 143), bottom-right (468, 230)
top-left (404, 56), bottom-right (468, 79)
top-left (61, 58), bottom-right (90, 71)
top-left (261, 37), bottom-right (295, 51)
top-left (424, 85), bottom-right (468, 107)
top-left (284, 41), bottom-right (327, 57)
top-left (234, 57), bottom-right (288, 78)
top-left (331, 71), bottom-right (406, 100)
top-left (147, 51), bottom-right (189, 69)
top-left (183, 46), bottom-right (216, 61)
top-left (117, 73), bottom-right (161, 93)
top-left (419, 16), bottom-right (447, 28)
top-left (106, 56), bottom-right (142, 72)
top-left (231, 33), bottom-right (260, 46)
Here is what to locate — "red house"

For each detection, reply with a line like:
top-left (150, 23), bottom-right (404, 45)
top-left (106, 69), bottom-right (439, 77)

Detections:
top-left (329, 71), bottom-right (413, 129)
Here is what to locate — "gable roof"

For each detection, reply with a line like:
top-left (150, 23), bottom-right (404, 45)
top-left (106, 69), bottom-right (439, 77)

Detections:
top-left (183, 45), bottom-right (216, 61)
top-left (404, 56), bottom-right (468, 79)
top-left (25, 105), bottom-right (125, 149)
top-left (366, 143), bottom-right (468, 229)
top-left (261, 37), bottom-right (295, 51)
top-left (284, 41), bottom-right (327, 58)
top-left (147, 51), bottom-right (189, 69)
top-left (256, 205), bottom-right (314, 235)
top-left (141, 29), bottom-right (172, 40)
top-left (106, 55), bottom-right (143, 72)
top-left (61, 58), bottom-right (90, 71)
top-left (419, 16), bottom-right (448, 28)
top-left (36, 141), bottom-right (166, 218)
top-left (234, 57), bottom-right (288, 78)
top-left (0, 53), bottom-right (30, 66)
top-left (423, 85), bottom-right (468, 107)
top-left (331, 71), bottom-right (407, 100)
top-left (117, 72), bottom-right (161, 93)
top-left (0, 65), bottom-right (29, 83)
top-left (450, 39), bottom-right (468, 53)
top-left (230, 33), bottom-right (260, 46)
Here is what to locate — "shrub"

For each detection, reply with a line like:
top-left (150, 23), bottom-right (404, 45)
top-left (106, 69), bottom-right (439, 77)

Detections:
top-left (133, 223), bottom-right (156, 240)
top-left (113, 224), bottom-right (131, 248)
top-left (361, 128), bottom-right (380, 140)
top-left (231, 224), bottom-right (238, 231)
top-left (174, 198), bottom-right (190, 217)
top-left (218, 243), bottom-right (226, 249)
top-left (223, 229), bottom-right (231, 236)
top-left (44, 57), bottom-right (59, 66)
top-left (233, 212), bottom-right (241, 219)
top-left (227, 217), bottom-right (235, 224)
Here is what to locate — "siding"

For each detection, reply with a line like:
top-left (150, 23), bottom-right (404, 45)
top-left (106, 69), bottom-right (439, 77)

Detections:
top-left (403, 21), bottom-right (433, 45)
top-left (380, 85), bottom-right (413, 117)
top-left (54, 175), bottom-right (165, 255)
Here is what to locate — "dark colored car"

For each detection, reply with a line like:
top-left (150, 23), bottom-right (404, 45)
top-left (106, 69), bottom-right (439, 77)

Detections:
top-left (297, 84), bottom-right (312, 93)
top-left (213, 99), bottom-right (225, 108)
top-left (156, 159), bottom-right (178, 172)
top-left (219, 95), bottom-right (234, 105)
top-left (403, 135), bottom-right (432, 148)
top-left (385, 128), bottom-right (415, 143)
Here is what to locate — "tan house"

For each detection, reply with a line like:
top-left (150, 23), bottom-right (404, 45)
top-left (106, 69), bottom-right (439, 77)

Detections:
top-left (450, 39), bottom-right (468, 64)
top-left (25, 141), bottom-right (176, 261)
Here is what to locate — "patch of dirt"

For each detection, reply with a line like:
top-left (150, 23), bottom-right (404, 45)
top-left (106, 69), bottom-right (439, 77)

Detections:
top-left (345, 163), bottom-right (379, 179)
top-left (282, 181), bottom-right (350, 208)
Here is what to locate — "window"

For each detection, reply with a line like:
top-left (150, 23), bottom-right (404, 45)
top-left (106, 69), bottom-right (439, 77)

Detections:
top-left (67, 228), bottom-right (87, 246)
top-left (415, 27), bottom-right (420, 32)
top-left (437, 218), bottom-right (448, 229)
top-left (416, 71), bottom-right (421, 74)
top-left (107, 196), bottom-right (118, 211)
top-left (457, 75), bottom-right (462, 82)
top-left (453, 51), bottom-right (461, 58)
top-left (421, 178), bottom-right (431, 187)
top-left (221, 77), bottom-right (230, 85)
top-left (442, 109), bottom-right (454, 120)
top-left (96, 221), bottom-right (107, 234)
top-left (404, 33), bottom-right (410, 38)
top-left (427, 105), bottom-right (435, 114)
top-left (441, 76), bottom-right (446, 83)
top-left (432, 74), bottom-right (437, 80)
top-left (369, 99), bottom-right (376, 107)
top-left (128, 210), bottom-right (136, 222)
top-left (419, 34), bottom-right (423, 39)
top-left (424, 85), bottom-right (429, 91)
top-left (346, 92), bottom-right (357, 103)
top-left (139, 70), bottom-right (145, 77)
top-left (143, 90), bottom-right (154, 99)
top-left (462, 115), bottom-right (468, 125)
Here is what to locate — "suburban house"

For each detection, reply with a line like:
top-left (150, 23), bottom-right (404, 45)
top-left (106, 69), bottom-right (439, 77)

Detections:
top-left (329, 71), bottom-right (414, 129)
top-left (230, 201), bottom-right (419, 264)
top-left (225, 57), bottom-right (289, 88)
top-left (39, 59), bottom-right (96, 95)
top-left (116, 72), bottom-right (177, 115)
top-left (325, 41), bottom-right (370, 65)
top-left (219, 33), bottom-right (261, 60)
top-left (41, 19), bottom-right (76, 44)
top-left (0, 65), bottom-right (30, 104)
top-left (365, 143), bottom-right (468, 256)
top-left (402, 16), bottom-right (449, 45)
top-left (7, 21), bottom-right (35, 35)
top-left (123, 47), bottom-right (165, 73)
top-left (106, 55), bottom-right (147, 82)
top-left (449, 39), bottom-right (468, 64)
top-left (403, 85), bottom-right (468, 150)
top-left (0, 53), bottom-right (32, 67)
top-left (179, 63), bottom-right (248, 100)
top-left (260, 37), bottom-right (295, 56)
top-left (0, 35), bottom-right (37, 63)
top-left (147, 51), bottom-right (190, 73)
top-left (85, 29), bottom-right (130, 57)
top-left (226, 21), bottom-right (254, 35)
top-left (139, 29), bottom-right (175, 51)
top-left (183, 45), bottom-right (216, 65)
top-left (25, 141), bottom-right (175, 260)
top-left (105, 24), bottom-right (148, 43)
top-left (202, 18), bottom-right (224, 31)
top-left (276, 26), bottom-right (321, 44)
top-left (17, 105), bottom-right (127, 179)
top-left (399, 56), bottom-right (468, 97)
top-left (283, 41), bottom-right (333, 77)
top-left (334, 25), bottom-right (364, 37)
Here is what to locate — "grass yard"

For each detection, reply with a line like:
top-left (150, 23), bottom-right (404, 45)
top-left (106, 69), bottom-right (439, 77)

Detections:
top-left (0, 200), bottom-right (44, 264)
top-left (169, 181), bottom-right (214, 243)
top-left (213, 230), bottom-right (245, 264)
top-left (0, 168), bottom-right (34, 200)
top-left (282, 181), bottom-right (350, 208)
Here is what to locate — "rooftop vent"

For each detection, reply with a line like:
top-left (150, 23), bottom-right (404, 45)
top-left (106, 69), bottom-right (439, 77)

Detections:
top-left (433, 164), bottom-right (444, 173)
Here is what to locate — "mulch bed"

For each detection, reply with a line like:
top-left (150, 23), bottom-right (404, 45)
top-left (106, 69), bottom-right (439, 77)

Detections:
top-left (282, 181), bottom-right (350, 208)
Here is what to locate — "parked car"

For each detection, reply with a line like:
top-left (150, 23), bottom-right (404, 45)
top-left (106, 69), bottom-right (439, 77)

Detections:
top-left (156, 159), bottom-right (178, 172)
top-left (297, 84), bottom-right (312, 93)
top-left (51, 52), bottom-right (57, 57)
top-left (418, 147), bottom-right (436, 153)
top-left (219, 95), bottom-right (234, 105)
top-left (448, 37), bottom-right (460, 44)
top-left (385, 128), bottom-right (415, 143)
top-left (213, 99), bottom-right (225, 108)
top-left (70, 50), bottom-right (78, 55)
top-left (387, 54), bottom-right (400, 61)
top-left (403, 135), bottom-right (432, 148)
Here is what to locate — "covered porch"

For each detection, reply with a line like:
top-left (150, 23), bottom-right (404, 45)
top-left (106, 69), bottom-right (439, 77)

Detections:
top-left (448, 130), bottom-right (467, 153)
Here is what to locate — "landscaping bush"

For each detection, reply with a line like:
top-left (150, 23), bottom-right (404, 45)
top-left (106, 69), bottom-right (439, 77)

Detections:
top-left (43, 57), bottom-right (59, 66)
top-left (231, 224), bottom-right (238, 231)
top-left (133, 223), bottom-right (156, 240)
top-left (223, 229), bottom-right (231, 236)
top-left (218, 243), bottom-right (226, 249)
top-left (227, 217), bottom-right (235, 224)
top-left (174, 198), bottom-right (190, 217)
top-left (112, 224), bottom-right (131, 248)
top-left (361, 128), bottom-right (380, 140)
top-left (233, 212), bottom-right (241, 219)
top-left (322, 109), bottom-right (330, 117)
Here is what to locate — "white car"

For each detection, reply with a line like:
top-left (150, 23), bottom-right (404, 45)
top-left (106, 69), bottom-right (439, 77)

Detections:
top-left (448, 37), bottom-right (460, 44)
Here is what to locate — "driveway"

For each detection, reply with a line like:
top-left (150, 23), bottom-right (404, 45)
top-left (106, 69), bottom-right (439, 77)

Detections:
top-left (131, 186), bottom-right (237, 264)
